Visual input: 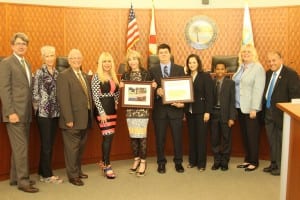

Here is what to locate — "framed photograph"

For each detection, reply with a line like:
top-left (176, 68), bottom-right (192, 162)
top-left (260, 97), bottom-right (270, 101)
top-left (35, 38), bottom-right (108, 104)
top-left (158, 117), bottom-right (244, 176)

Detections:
top-left (121, 81), bottom-right (153, 108)
top-left (161, 76), bottom-right (194, 104)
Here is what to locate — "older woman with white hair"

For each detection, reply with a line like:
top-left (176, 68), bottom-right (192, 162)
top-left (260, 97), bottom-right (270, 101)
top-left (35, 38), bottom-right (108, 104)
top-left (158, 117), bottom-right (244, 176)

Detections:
top-left (32, 45), bottom-right (63, 184)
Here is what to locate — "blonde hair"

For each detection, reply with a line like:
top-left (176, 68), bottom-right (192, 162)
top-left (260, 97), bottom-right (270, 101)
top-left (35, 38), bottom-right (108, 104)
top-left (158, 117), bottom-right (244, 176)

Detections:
top-left (97, 52), bottom-right (119, 85)
top-left (40, 45), bottom-right (56, 56)
top-left (124, 49), bottom-right (143, 72)
top-left (238, 44), bottom-right (259, 65)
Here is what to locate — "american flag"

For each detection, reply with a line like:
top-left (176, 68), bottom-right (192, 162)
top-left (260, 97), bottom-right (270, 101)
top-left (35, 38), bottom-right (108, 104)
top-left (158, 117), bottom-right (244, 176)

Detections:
top-left (126, 4), bottom-right (140, 51)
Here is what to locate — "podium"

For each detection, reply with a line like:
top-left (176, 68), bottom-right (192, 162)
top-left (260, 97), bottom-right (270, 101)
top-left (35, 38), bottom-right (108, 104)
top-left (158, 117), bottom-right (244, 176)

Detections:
top-left (277, 103), bottom-right (300, 200)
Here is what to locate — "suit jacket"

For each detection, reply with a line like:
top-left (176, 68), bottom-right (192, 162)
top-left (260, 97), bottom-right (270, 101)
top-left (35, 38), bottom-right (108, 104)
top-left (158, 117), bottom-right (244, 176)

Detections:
top-left (56, 68), bottom-right (93, 130)
top-left (184, 71), bottom-right (213, 115)
top-left (232, 62), bottom-right (266, 113)
top-left (0, 55), bottom-right (32, 122)
top-left (263, 65), bottom-right (300, 129)
top-left (214, 78), bottom-right (236, 122)
top-left (149, 63), bottom-right (185, 119)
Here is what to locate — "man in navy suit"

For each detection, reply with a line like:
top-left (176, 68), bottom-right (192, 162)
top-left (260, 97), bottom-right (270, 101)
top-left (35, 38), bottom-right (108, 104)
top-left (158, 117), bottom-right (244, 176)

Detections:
top-left (263, 51), bottom-right (300, 176)
top-left (149, 43), bottom-right (185, 174)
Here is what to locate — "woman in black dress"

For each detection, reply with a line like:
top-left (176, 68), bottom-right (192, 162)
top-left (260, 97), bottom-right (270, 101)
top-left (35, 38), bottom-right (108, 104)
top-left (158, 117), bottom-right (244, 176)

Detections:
top-left (91, 52), bottom-right (119, 179)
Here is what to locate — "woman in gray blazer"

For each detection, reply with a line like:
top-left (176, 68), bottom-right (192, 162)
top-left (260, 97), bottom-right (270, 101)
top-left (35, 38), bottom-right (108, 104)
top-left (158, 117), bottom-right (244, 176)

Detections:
top-left (232, 44), bottom-right (265, 171)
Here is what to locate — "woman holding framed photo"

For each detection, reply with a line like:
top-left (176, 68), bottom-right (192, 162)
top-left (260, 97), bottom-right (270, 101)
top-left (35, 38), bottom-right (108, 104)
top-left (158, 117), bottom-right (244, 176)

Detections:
top-left (120, 50), bottom-right (156, 177)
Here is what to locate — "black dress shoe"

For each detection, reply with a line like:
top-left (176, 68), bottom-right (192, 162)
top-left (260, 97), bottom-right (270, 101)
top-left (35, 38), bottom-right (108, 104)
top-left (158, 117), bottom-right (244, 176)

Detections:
top-left (211, 164), bottom-right (220, 170)
top-left (157, 164), bottom-right (166, 174)
top-left (237, 163), bottom-right (250, 168)
top-left (175, 164), bottom-right (184, 173)
top-left (79, 173), bottom-right (88, 179)
top-left (221, 165), bottom-right (228, 171)
top-left (245, 165), bottom-right (258, 172)
top-left (69, 177), bottom-right (84, 186)
top-left (263, 166), bottom-right (273, 173)
top-left (271, 169), bottom-right (280, 176)
top-left (18, 185), bottom-right (39, 193)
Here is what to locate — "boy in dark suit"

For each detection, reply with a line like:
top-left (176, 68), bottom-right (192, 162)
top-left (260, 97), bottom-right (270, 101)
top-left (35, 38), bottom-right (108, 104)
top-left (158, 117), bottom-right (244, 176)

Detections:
top-left (149, 43), bottom-right (185, 174)
top-left (211, 62), bottom-right (236, 171)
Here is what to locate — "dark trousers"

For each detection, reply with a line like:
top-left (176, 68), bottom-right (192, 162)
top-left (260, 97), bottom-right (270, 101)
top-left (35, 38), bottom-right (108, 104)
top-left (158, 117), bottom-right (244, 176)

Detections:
top-left (102, 134), bottom-right (114, 165)
top-left (62, 129), bottom-right (88, 179)
top-left (37, 116), bottom-right (58, 178)
top-left (153, 118), bottom-right (183, 165)
top-left (265, 108), bottom-right (282, 169)
top-left (6, 122), bottom-right (31, 187)
top-left (211, 110), bottom-right (232, 166)
top-left (237, 109), bottom-right (261, 166)
top-left (186, 113), bottom-right (208, 168)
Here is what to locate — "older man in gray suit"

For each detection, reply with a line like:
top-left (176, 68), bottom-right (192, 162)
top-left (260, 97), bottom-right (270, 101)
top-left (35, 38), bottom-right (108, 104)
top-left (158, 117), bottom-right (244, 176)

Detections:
top-left (56, 49), bottom-right (93, 186)
top-left (0, 33), bottom-right (39, 193)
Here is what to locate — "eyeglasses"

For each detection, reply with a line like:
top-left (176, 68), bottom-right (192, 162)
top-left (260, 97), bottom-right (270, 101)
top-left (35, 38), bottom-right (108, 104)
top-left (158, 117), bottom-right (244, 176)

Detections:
top-left (14, 42), bottom-right (27, 46)
top-left (69, 57), bottom-right (82, 60)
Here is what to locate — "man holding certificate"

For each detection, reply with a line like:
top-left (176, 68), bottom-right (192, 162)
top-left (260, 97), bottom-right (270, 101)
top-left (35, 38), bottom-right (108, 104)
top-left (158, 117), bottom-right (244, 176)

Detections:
top-left (149, 43), bottom-right (185, 174)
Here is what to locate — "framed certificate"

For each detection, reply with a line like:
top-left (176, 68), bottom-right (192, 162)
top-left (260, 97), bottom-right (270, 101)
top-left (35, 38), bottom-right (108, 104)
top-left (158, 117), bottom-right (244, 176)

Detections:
top-left (161, 76), bottom-right (194, 104)
top-left (121, 81), bottom-right (153, 108)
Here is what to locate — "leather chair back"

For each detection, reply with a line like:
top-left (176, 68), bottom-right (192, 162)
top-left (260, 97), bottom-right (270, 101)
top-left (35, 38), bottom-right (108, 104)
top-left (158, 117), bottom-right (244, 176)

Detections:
top-left (0, 56), bottom-right (5, 63)
top-left (212, 55), bottom-right (238, 73)
top-left (56, 56), bottom-right (70, 72)
top-left (147, 55), bottom-right (174, 69)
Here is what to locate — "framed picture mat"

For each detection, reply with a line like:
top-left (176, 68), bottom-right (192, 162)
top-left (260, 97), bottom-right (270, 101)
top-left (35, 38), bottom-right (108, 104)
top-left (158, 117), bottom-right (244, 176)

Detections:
top-left (161, 76), bottom-right (194, 104)
top-left (121, 80), bottom-right (153, 108)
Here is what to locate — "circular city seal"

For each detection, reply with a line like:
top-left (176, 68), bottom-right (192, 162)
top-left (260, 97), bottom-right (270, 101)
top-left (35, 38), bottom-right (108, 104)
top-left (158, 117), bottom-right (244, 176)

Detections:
top-left (184, 15), bottom-right (218, 50)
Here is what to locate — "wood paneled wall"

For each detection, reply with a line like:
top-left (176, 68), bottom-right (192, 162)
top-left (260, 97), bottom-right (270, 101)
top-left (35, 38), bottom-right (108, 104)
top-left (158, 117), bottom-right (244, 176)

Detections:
top-left (0, 3), bottom-right (299, 73)
top-left (0, 3), bottom-right (298, 180)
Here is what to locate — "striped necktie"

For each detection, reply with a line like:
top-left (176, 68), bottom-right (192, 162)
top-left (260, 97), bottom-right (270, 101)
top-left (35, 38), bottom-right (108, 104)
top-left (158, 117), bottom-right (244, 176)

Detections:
top-left (163, 65), bottom-right (169, 78)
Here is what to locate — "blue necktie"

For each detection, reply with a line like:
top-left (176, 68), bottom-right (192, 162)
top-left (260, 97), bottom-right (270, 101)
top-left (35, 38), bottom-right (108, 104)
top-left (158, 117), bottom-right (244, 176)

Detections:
top-left (163, 66), bottom-right (169, 78)
top-left (266, 72), bottom-right (277, 108)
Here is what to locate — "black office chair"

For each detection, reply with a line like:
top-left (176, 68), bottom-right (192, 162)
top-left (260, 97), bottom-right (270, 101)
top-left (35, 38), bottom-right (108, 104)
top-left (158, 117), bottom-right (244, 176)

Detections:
top-left (0, 56), bottom-right (5, 62)
top-left (211, 55), bottom-right (239, 73)
top-left (56, 56), bottom-right (70, 72)
top-left (118, 63), bottom-right (126, 74)
top-left (147, 55), bottom-right (174, 69)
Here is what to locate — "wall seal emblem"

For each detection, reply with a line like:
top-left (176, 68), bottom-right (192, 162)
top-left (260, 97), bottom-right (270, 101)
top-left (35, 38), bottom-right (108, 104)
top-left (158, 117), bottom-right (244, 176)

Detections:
top-left (185, 15), bottom-right (218, 49)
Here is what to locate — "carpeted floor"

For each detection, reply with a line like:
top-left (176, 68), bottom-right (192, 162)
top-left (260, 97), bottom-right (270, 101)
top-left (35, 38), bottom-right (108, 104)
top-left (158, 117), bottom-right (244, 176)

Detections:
top-left (0, 156), bottom-right (280, 200)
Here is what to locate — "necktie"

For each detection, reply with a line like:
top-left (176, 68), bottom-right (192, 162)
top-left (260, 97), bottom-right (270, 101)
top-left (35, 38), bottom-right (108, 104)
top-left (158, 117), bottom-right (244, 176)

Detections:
top-left (163, 66), bottom-right (169, 78)
top-left (20, 59), bottom-right (26, 71)
top-left (215, 81), bottom-right (221, 107)
top-left (21, 59), bottom-right (30, 84)
top-left (77, 72), bottom-right (91, 109)
top-left (266, 72), bottom-right (277, 108)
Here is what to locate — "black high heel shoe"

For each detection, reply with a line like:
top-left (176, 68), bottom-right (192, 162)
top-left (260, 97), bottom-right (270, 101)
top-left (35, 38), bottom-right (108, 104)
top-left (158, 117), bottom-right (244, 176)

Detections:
top-left (136, 160), bottom-right (146, 177)
top-left (130, 157), bottom-right (140, 174)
